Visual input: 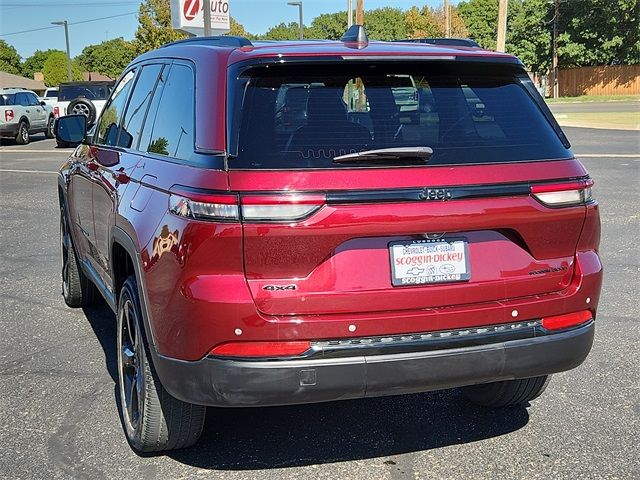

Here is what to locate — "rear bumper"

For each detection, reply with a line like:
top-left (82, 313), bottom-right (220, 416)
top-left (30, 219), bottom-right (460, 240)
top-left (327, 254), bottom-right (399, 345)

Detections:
top-left (0, 123), bottom-right (18, 137)
top-left (153, 321), bottom-right (594, 407)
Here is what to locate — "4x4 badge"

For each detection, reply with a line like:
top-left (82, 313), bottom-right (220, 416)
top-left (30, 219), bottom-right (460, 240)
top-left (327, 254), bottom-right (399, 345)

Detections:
top-left (420, 188), bottom-right (452, 201)
top-left (263, 284), bottom-right (297, 291)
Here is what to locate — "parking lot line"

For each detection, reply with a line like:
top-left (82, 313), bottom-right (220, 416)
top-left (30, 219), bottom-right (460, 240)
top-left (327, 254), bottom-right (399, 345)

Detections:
top-left (0, 149), bottom-right (70, 153)
top-left (575, 153), bottom-right (639, 157)
top-left (0, 169), bottom-right (57, 174)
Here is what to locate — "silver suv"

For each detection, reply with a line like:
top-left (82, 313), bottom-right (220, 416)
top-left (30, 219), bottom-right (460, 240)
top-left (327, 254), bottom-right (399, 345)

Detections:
top-left (0, 88), bottom-right (55, 144)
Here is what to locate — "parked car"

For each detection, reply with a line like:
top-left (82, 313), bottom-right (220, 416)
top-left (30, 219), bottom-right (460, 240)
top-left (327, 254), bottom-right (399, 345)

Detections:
top-left (55, 27), bottom-right (602, 452)
top-left (0, 88), bottom-right (55, 144)
top-left (54, 81), bottom-right (113, 125)
top-left (398, 37), bottom-right (481, 47)
top-left (40, 87), bottom-right (59, 106)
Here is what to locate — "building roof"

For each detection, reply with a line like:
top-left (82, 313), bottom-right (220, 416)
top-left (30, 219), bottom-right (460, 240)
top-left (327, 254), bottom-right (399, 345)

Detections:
top-left (0, 71), bottom-right (46, 92)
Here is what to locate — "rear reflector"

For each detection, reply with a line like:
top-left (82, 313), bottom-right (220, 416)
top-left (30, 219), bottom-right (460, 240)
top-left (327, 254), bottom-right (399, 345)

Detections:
top-left (53, 106), bottom-right (60, 117)
top-left (531, 179), bottom-right (594, 207)
top-left (541, 310), bottom-right (592, 331)
top-left (210, 341), bottom-right (312, 358)
top-left (241, 194), bottom-right (325, 222)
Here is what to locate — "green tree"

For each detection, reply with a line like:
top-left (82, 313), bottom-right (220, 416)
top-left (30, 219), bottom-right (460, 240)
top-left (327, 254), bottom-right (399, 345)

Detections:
top-left (134, 0), bottom-right (187, 55)
top-left (260, 22), bottom-right (305, 40)
top-left (405, 6), bottom-right (468, 39)
top-left (75, 38), bottom-right (137, 79)
top-left (42, 51), bottom-right (82, 86)
top-left (507, 0), bottom-right (552, 74)
top-left (458, 0), bottom-right (504, 50)
top-left (557, 0), bottom-right (639, 67)
top-left (307, 12), bottom-right (346, 40)
top-left (21, 49), bottom-right (64, 80)
top-left (0, 40), bottom-right (22, 75)
top-left (363, 7), bottom-right (408, 41)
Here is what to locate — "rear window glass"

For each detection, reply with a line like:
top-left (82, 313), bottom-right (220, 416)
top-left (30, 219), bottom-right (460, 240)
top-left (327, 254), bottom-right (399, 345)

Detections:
top-left (46, 90), bottom-right (58, 98)
top-left (230, 62), bottom-right (571, 169)
top-left (59, 84), bottom-right (111, 101)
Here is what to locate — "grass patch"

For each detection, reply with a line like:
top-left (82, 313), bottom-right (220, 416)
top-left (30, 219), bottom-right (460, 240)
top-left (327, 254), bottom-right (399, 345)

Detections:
top-left (546, 95), bottom-right (640, 104)
top-left (554, 111), bottom-right (640, 130)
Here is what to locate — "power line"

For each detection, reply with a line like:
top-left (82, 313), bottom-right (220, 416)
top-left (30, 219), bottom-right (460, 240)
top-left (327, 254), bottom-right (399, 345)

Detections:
top-left (0, 2), bottom-right (138, 6)
top-left (0, 11), bottom-right (138, 37)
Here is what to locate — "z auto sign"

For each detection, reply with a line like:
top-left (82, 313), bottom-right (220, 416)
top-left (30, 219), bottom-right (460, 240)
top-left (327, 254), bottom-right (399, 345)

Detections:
top-left (171, 0), bottom-right (230, 35)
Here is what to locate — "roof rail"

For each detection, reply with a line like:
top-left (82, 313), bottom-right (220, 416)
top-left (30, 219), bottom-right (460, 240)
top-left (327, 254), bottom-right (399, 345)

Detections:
top-left (162, 36), bottom-right (253, 49)
top-left (397, 38), bottom-right (480, 48)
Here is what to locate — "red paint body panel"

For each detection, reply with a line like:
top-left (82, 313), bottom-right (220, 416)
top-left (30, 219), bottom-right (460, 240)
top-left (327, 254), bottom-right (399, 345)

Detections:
top-left (60, 39), bottom-right (603, 365)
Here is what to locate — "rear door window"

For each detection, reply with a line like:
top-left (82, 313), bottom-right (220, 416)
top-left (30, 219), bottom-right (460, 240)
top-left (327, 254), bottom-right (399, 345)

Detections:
top-left (230, 62), bottom-right (571, 169)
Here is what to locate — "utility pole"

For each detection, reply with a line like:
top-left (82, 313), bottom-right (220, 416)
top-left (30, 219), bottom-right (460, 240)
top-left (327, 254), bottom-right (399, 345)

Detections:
top-left (356, 0), bottom-right (363, 25)
top-left (444, 0), bottom-right (450, 38)
top-left (51, 21), bottom-right (72, 81)
top-left (347, 0), bottom-right (353, 27)
top-left (203, 0), bottom-right (212, 36)
top-left (288, 1), bottom-right (303, 40)
top-left (496, 0), bottom-right (508, 51)
top-left (552, 0), bottom-right (559, 98)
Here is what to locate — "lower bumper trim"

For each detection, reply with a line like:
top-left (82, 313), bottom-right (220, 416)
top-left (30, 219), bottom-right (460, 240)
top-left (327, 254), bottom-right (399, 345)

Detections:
top-left (152, 322), bottom-right (594, 407)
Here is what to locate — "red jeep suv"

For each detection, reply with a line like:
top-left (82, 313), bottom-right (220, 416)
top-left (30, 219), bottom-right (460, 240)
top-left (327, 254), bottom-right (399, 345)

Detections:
top-left (56, 27), bottom-right (602, 452)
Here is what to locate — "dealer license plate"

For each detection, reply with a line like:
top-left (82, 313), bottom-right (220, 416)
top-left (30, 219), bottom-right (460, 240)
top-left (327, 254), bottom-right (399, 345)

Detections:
top-left (389, 238), bottom-right (470, 286)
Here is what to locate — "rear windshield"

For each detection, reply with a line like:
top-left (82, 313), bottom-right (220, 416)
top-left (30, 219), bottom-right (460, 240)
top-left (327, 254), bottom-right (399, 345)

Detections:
top-left (59, 84), bottom-right (111, 101)
top-left (229, 62), bottom-right (571, 169)
top-left (45, 90), bottom-right (58, 98)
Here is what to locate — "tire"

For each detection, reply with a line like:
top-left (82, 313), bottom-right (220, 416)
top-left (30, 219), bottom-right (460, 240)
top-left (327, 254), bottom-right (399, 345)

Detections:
top-left (68, 98), bottom-right (97, 124)
top-left (60, 205), bottom-right (96, 307)
top-left (463, 375), bottom-right (551, 408)
top-left (45, 115), bottom-right (55, 139)
top-left (117, 275), bottom-right (206, 452)
top-left (15, 120), bottom-right (29, 145)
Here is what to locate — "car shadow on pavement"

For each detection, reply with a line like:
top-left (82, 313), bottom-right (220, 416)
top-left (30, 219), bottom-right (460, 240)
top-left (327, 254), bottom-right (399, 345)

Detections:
top-left (81, 303), bottom-right (530, 469)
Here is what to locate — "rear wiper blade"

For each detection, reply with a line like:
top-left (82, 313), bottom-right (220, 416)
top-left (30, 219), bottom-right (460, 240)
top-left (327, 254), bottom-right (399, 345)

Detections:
top-left (333, 147), bottom-right (433, 164)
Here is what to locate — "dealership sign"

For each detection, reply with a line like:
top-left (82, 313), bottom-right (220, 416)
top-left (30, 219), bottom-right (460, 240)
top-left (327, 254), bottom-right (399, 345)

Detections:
top-left (170, 0), bottom-right (230, 36)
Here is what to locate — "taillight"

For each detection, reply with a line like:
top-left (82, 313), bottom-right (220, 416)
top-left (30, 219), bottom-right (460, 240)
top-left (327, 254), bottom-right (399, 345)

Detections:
top-left (169, 187), bottom-right (239, 222)
top-left (531, 179), bottom-right (594, 207)
top-left (53, 106), bottom-right (60, 117)
top-left (210, 341), bottom-right (311, 358)
top-left (241, 193), bottom-right (325, 222)
top-left (4, 109), bottom-right (14, 122)
top-left (168, 188), bottom-right (325, 223)
top-left (541, 310), bottom-right (592, 331)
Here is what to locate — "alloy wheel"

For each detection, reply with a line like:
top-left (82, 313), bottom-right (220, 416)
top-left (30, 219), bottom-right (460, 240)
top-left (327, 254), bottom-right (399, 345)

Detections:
top-left (72, 103), bottom-right (90, 117)
top-left (20, 124), bottom-right (28, 142)
top-left (118, 296), bottom-right (144, 435)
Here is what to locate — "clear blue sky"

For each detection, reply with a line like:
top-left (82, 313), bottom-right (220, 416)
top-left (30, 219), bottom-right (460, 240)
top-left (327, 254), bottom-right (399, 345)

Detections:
top-left (1, 0), bottom-right (460, 60)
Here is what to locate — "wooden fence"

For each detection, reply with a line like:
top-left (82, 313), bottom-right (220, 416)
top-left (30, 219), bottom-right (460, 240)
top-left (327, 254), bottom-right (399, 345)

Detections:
top-left (559, 65), bottom-right (640, 97)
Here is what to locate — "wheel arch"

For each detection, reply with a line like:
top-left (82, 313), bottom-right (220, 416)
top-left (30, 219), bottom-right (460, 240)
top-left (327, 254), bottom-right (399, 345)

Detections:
top-left (111, 227), bottom-right (158, 352)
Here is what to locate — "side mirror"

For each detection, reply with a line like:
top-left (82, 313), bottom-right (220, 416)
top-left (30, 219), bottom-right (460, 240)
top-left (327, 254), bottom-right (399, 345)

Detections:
top-left (54, 114), bottom-right (87, 145)
top-left (40, 100), bottom-right (46, 106)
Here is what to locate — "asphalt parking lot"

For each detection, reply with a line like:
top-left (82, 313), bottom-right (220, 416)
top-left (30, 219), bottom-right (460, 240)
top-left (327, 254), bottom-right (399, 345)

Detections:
top-left (0, 118), bottom-right (638, 478)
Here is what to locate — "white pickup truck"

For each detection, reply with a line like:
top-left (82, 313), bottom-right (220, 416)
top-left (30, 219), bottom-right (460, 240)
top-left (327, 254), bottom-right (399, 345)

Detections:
top-left (53, 81), bottom-right (113, 125)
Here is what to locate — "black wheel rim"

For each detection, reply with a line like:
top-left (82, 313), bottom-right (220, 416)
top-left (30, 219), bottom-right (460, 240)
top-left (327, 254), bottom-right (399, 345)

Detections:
top-left (60, 217), bottom-right (69, 298)
top-left (118, 296), bottom-right (143, 434)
